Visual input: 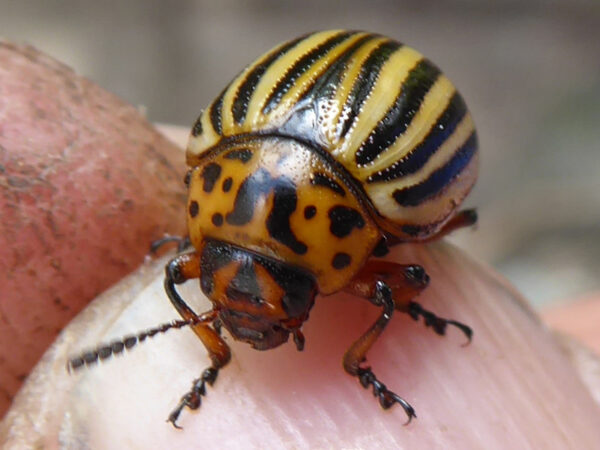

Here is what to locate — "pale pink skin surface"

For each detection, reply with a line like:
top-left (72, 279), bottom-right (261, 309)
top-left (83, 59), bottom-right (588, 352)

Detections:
top-left (2, 242), bottom-right (600, 449)
top-left (0, 42), bottom-right (187, 416)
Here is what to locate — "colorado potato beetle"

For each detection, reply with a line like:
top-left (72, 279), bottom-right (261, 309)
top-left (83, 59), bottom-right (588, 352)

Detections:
top-left (69, 30), bottom-right (478, 427)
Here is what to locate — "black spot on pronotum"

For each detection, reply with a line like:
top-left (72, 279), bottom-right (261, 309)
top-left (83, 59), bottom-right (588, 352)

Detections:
top-left (224, 148), bottom-right (253, 163)
top-left (226, 169), bottom-right (272, 226)
top-left (328, 206), bottom-right (365, 238)
top-left (222, 177), bottom-right (233, 192)
top-left (201, 163), bottom-right (222, 192)
top-left (332, 253), bottom-right (351, 269)
top-left (267, 181), bottom-right (308, 255)
top-left (189, 201), bottom-right (199, 218)
top-left (304, 205), bottom-right (317, 219)
top-left (311, 173), bottom-right (346, 196)
top-left (212, 213), bottom-right (223, 226)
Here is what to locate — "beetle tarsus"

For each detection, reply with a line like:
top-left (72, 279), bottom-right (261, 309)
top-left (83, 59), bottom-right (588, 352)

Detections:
top-left (167, 367), bottom-right (219, 429)
top-left (357, 366), bottom-right (416, 424)
top-left (407, 301), bottom-right (472, 344)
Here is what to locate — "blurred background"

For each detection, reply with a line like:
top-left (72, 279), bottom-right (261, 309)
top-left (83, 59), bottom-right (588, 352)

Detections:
top-left (1, 0), bottom-right (599, 309)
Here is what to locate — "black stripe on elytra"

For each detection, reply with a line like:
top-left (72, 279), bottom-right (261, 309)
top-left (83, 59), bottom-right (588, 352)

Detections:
top-left (328, 205), bottom-right (365, 238)
top-left (392, 131), bottom-right (477, 207)
top-left (367, 92), bottom-right (468, 183)
top-left (224, 148), bottom-right (253, 163)
top-left (201, 163), bottom-right (222, 192)
top-left (355, 59), bottom-right (441, 167)
top-left (191, 113), bottom-right (203, 137)
top-left (210, 89), bottom-right (226, 135)
top-left (232, 36), bottom-right (305, 125)
top-left (340, 40), bottom-right (401, 138)
top-left (226, 168), bottom-right (307, 255)
top-left (296, 34), bottom-right (375, 106)
top-left (262, 31), bottom-right (355, 115)
top-left (311, 173), bottom-right (346, 196)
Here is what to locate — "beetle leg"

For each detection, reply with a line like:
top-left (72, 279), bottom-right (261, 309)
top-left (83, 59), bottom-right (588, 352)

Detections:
top-left (150, 234), bottom-right (191, 254)
top-left (343, 281), bottom-right (416, 423)
top-left (164, 252), bottom-right (231, 429)
top-left (346, 260), bottom-right (472, 342)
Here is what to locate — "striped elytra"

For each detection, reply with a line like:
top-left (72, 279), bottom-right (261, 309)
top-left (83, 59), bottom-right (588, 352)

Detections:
top-left (67, 31), bottom-right (479, 427)
top-left (187, 30), bottom-right (478, 245)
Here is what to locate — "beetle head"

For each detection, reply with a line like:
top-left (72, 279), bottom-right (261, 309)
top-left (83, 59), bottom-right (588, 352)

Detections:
top-left (200, 240), bottom-right (317, 350)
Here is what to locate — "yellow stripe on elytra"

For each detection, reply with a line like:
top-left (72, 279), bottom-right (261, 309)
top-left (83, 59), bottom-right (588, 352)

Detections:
top-left (219, 37), bottom-right (301, 135)
top-left (333, 46), bottom-right (423, 170)
top-left (365, 75), bottom-right (455, 174)
top-left (365, 112), bottom-right (475, 219)
top-left (186, 109), bottom-right (220, 158)
top-left (242, 30), bottom-right (344, 133)
top-left (324, 37), bottom-right (390, 146)
top-left (264, 32), bottom-right (370, 126)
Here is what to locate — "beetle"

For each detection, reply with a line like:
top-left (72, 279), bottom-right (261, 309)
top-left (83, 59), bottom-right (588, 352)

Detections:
top-left (68, 30), bottom-right (478, 428)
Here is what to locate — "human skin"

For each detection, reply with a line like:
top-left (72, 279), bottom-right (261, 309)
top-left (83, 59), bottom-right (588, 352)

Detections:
top-left (2, 240), bottom-right (600, 448)
top-left (0, 42), bottom-right (187, 417)
top-left (1, 47), bottom-right (600, 448)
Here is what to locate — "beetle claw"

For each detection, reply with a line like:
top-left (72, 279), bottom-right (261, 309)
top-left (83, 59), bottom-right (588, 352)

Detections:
top-left (167, 367), bottom-right (219, 428)
top-left (356, 367), bottom-right (416, 423)
top-left (407, 301), bottom-right (473, 344)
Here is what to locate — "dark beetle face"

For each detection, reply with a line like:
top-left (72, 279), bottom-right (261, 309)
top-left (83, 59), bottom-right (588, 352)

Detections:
top-left (218, 309), bottom-right (291, 350)
top-left (200, 239), bottom-right (317, 350)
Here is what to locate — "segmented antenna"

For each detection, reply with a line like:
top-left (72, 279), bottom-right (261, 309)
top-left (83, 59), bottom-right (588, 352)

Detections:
top-left (67, 317), bottom-right (201, 373)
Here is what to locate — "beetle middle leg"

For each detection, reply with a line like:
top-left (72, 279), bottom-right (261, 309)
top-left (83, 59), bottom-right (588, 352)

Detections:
top-left (346, 260), bottom-right (472, 341)
top-left (164, 252), bottom-right (231, 429)
top-left (342, 260), bottom-right (472, 421)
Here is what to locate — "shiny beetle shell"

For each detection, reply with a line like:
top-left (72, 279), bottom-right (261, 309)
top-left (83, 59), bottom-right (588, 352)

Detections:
top-left (185, 30), bottom-right (478, 294)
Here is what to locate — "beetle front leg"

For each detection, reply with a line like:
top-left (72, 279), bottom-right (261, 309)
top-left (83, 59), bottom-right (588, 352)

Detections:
top-left (164, 252), bottom-right (231, 429)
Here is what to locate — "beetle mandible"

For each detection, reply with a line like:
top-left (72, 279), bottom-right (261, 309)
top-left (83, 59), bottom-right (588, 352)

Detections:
top-left (69, 30), bottom-right (478, 428)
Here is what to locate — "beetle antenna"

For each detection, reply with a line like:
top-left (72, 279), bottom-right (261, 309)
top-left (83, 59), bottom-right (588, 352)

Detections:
top-left (67, 316), bottom-right (203, 373)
